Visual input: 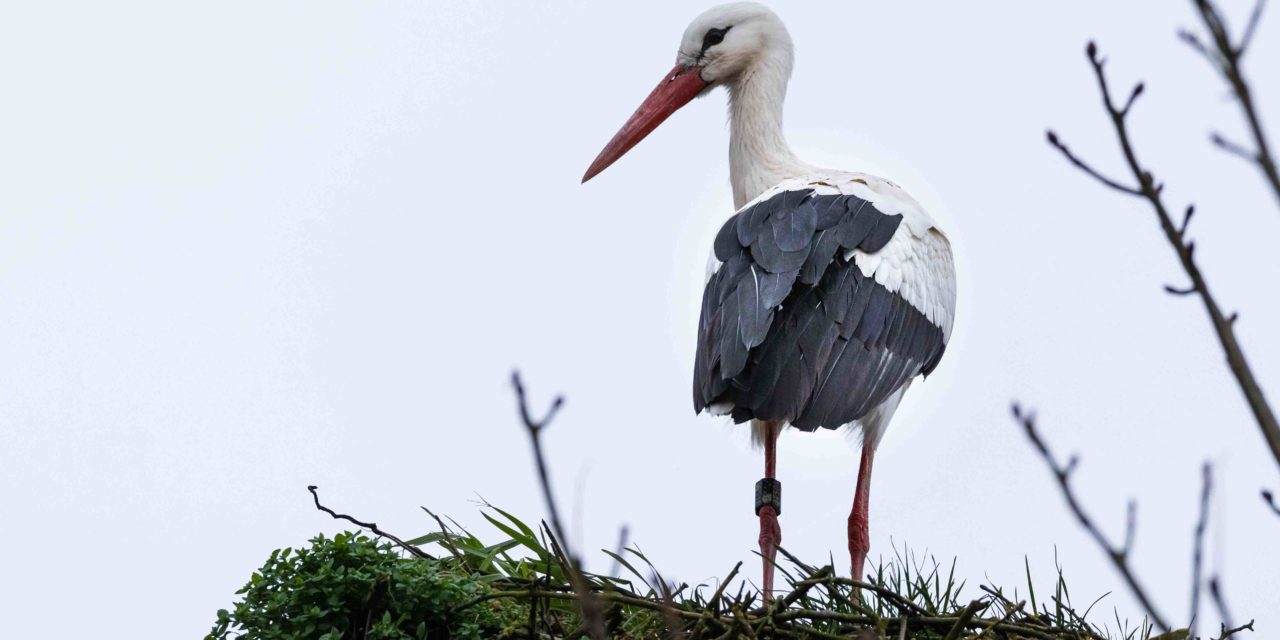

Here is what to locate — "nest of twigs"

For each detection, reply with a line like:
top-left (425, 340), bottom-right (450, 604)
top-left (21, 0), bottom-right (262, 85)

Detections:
top-left (227, 494), bottom-right (1175, 640)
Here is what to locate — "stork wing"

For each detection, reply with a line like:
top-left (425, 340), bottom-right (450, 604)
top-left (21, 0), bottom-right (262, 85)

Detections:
top-left (693, 185), bottom-right (953, 430)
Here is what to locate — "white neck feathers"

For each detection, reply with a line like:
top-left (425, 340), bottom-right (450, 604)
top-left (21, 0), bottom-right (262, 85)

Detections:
top-left (727, 42), bottom-right (808, 208)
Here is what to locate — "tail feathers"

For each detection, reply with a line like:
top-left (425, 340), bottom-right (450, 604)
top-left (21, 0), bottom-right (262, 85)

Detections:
top-left (850, 380), bottom-right (912, 449)
top-left (748, 378), bottom-right (911, 451)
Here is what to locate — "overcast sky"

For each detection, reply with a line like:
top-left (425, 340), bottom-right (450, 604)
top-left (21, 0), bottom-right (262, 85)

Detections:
top-left (2, 0), bottom-right (1278, 636)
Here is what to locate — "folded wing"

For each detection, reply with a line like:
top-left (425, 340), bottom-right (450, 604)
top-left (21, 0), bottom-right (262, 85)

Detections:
top-left (693, 183), bottom-right (953, 430)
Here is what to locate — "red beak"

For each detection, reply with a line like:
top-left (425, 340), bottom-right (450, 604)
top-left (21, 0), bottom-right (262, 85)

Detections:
top-left (582, 65), bottom-right (709, 183)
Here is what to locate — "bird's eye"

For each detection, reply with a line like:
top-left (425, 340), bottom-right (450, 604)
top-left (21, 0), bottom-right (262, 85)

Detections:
top-left (701, 26), bottom-right (730, 52)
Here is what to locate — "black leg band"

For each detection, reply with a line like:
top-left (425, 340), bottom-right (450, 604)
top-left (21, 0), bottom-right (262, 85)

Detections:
top-left (755, 478), bottom-right (781, 515)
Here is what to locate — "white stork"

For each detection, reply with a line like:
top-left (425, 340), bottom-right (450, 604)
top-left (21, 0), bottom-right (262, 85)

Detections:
top-left (582, 2), bottom-right (956, 598)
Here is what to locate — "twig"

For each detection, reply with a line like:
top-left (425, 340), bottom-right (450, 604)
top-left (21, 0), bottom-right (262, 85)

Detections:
top-left (825, 577), bottom-right (930, 617)
top-left (941, 599), bottom-right (985, 640)
top-left (1215, 620), bottom-right (1257, 640)
top-left (420, 507), bottom-right (468, 566)
top-left (306, 485), bottom-right (433, 560)
top-left (1189, 463), bottom-right (1213, 636)
top-left (977, 584), bottom-right (1015, 610)
top-left (691, 562), bottom-right (744, 640)
top-left (655, 573), bottom-right (684, 640)
top-left (1123, 500), bottom-right (1137, 554)
top-left (608, 525), bottom-right (631, 578)
top-left (1240, 0), bottom-right (1268, 52)
top-left (1208, 576), bottom-right (1254, 639)
top-left (483, 588), bottom-right (710, 621)
top-left (1045, 131), bottom-right (1142, 196)
top-left (1011, 405), bottom-right (1172, 632)
top-left (1121, 82), bottom-right (1145, 115)
top-left (1208, 578), bottom-right (1236, 636)
top-left (1185, 0), bottom-right (1280, 208)
top-left (710, 562), bottom-right (744, 613)
top-left (776, 546), bottom-right (820, 577)
top-left (1263, 489), bottom-right (1280, 516)
top-left (1048, 41), bottom-right (1280, 471)
top-left (1211, 132), bottom-right (1256, 162)
top-left (731, 604), bottom-right (758, 639)
top-left (1179, 29), bottom-right (1214, 60)
top-left (512, 371), bottom-right (569, 548)
top-left (1179, 205), bottom-right (1196, 235)
top-left (971, 600), bottom-right (1025, 640)
top-left (1050, 594), bottom-right (1103, 634)
top-left (510, 370), bottom-right (605, 640)
top-left (777, 566), bottom-right (830, 610)
top-left (528, 575), bottom-right (543, 640)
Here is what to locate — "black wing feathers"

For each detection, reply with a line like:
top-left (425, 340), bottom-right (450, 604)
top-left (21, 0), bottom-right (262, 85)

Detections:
top-left (692, 188), bottom-right (946, 430)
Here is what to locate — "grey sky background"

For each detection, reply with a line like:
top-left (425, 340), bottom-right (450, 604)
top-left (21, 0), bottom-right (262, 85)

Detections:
top-left (2, 1), bottom-right (1278, 636)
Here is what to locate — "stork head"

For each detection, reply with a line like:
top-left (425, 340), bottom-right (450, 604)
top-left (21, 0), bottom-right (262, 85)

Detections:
top-left (582, 2), bottom-right (791, 183)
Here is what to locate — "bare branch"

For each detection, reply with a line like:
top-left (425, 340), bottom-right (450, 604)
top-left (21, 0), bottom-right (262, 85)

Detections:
top-left (510, 370), bottom-right (606, 640)
top-left (306, 485), bottom-right (434, 560)
top-left (1046, 130), bottom-right (1143, 196)
top-left (1211, 132), bottom-right (1257, 162)
top-left (1209, 578), bottom-right (1236, 636)
top-left (1178, 29), bottom-right (1216, 62)
top-left (1180, 205), bottom-right (1196, 236)
top-left (513, 370), bottom-right (565, 435)
top-left (1122, 500), bottom-right (1137, 554)
top-left (1059, 40), bottom-right (1280, 471)
top-left (1186, 0), bottom-right (1280, 208)
top-left (607, 525), bottom-right (631, 579)
top-left (511, 371), bottom-right (570, 546)
top-left (1011, 404), bottom-right (1172, 632)
top-left (941, 600), bottom-right (987, 640)
top-left (1189, 464), bottom-right (1213, 636)
top-left (1263, 489), bottom-right (1280, 516)
top-left (970, 601), bottom-right (1025, 640)
top-left (707, 561), bottom-right (743, 613)
top-left (1216, 620), bottom-right (1257, 640)
top-left (1239, 0), bottom-right (1268, 54)
top-left (1122, 82), bottom-right (1145, 115)
top-left (1218, 619), bottom-right (1259, 640)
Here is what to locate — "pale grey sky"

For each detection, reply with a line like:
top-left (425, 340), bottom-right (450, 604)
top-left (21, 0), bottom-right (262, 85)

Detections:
top-left (1, 1), bottom-right (1277, 636)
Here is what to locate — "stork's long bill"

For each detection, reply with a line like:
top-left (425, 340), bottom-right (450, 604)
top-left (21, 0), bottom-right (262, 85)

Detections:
top-left (581, 65), bottom-right (708, 183)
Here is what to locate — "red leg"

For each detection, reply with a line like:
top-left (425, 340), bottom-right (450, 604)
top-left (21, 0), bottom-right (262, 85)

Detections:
top-left (758, 422), bottom-right (782, 601)
top-left (848, 439), bottom-right (875, 580)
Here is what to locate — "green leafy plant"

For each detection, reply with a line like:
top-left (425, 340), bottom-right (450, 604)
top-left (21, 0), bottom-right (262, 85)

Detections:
top-left (206, 531), bottom-right (523, 640)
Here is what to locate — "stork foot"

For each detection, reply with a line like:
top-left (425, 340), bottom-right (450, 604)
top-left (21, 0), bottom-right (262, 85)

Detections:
top-left (758, 505), bottom-right (781, 601)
